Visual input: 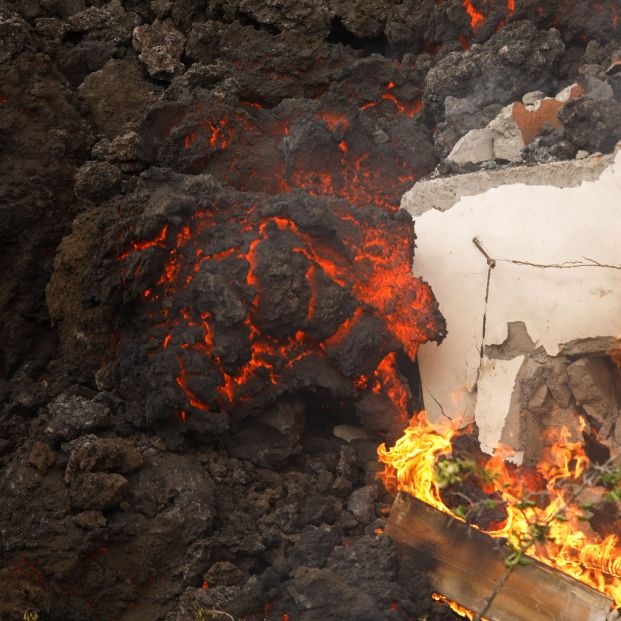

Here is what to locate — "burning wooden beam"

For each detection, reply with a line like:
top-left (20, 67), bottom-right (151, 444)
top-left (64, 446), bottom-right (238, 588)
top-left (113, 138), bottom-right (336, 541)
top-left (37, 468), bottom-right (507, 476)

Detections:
top-left (386, 493), bottom-right (617, 621)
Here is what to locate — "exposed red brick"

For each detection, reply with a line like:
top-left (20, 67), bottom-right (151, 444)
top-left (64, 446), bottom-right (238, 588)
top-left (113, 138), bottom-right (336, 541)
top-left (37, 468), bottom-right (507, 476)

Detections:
top-left (512, 84), bottom-right (585, 145)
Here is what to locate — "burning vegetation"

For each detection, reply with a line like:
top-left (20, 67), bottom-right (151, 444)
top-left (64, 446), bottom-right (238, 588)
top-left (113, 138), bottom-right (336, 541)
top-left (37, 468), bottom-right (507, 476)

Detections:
top-left (379, 412), bottom-right (621, 610)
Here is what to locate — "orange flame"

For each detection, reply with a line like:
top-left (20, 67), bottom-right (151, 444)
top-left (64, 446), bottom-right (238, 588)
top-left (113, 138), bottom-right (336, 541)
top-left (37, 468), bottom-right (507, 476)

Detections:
top-left (432, 592), bottom-right (489, 620)
top-left (379, 413), bottom-right (621, 607)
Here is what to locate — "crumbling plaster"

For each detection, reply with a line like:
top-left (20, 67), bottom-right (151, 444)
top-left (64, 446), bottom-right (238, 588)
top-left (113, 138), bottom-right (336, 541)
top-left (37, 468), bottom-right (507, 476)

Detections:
top-left (403, 149), bottom-right (621, 455)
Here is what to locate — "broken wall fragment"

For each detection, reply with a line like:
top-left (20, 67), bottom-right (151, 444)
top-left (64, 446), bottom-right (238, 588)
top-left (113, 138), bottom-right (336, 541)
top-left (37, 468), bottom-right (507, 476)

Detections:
top-left (402, 149), bottom-right (621, 458)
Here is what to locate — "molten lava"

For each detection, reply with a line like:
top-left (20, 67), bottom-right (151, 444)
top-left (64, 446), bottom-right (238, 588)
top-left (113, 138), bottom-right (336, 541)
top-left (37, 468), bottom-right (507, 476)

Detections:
top-left (463, 0), bottom-right (486, 30)
top-left (112, 43), bottom-right (449, 422)
top-left (379, 413), bottom-right (621, 607)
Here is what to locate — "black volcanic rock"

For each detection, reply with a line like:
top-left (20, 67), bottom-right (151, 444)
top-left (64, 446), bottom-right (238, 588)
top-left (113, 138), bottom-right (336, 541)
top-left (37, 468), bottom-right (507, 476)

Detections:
top-left (425, 21), bottom-right (565, 122)
top-left (1, 0), bottom-right (621, 619)
top-left (559, 96), bottom-right (621, 152)
top-left (77, 170), bottom-right (442, 425)
top-left (74, 160), bottom-right (122, 200)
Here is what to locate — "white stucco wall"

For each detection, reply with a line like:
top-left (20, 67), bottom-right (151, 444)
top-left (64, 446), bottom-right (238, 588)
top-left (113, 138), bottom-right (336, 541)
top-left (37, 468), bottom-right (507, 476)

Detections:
top-left (402, 150), bottom-right (621, 454)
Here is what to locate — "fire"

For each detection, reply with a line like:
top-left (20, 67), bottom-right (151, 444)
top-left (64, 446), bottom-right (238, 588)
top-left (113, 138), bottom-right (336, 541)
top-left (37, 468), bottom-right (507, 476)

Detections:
top-left (432, 592), bottom-right (489, 620)
top-left (379, 413), bottom-right (621, 607)
top-left (378, 412), bottom-right (457, 510)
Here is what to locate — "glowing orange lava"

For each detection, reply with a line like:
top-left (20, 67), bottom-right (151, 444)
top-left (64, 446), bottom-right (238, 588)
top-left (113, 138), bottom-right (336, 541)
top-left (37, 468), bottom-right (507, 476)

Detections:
top-left (379, 413), bottom-right (621, 607)
top-left (463, 0), bottom-right (486, 30)
top-left (120, 187), bottom-right (441, 414)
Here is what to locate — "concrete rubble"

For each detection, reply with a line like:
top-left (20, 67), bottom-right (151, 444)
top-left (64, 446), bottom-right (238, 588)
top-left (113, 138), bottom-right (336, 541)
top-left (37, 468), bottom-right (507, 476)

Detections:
top-left (447, 84), bottom-right (585, 166)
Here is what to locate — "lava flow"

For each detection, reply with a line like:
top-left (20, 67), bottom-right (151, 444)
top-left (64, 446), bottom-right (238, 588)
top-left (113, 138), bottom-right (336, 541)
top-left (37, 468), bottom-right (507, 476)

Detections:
top-left (115, 79), bottom-right (444, 422)
top-left (378, 412), bottom-right (621, 608)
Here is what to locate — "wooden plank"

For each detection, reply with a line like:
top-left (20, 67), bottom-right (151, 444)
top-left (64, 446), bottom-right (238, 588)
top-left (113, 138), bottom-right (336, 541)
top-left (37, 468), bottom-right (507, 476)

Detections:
top-left (385, 493), bottom-right (615, 621)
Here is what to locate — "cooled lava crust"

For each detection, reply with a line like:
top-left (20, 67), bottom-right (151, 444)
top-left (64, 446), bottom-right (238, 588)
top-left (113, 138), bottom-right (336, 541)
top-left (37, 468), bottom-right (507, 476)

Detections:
top-left (1, 0), bottom-right (621, 619)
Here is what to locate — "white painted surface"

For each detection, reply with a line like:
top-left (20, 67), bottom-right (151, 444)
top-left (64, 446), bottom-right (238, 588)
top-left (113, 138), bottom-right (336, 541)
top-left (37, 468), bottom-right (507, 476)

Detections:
top-left (475, 356), bottom-right (525, 455)
top-left (406, 151), bottom-right (621, 452)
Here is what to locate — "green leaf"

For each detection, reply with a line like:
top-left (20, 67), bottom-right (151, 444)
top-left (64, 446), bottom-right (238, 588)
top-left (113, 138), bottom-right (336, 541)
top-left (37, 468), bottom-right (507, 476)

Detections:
top-left (516, 500), bottom-right (537, 509)
top-left (454, 505), bottom-right (467, 519)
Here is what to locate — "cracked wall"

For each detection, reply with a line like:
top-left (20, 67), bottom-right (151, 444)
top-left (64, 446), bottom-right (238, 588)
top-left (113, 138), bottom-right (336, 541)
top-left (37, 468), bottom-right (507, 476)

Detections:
top-left (403, 149), bottom-right (621, 458)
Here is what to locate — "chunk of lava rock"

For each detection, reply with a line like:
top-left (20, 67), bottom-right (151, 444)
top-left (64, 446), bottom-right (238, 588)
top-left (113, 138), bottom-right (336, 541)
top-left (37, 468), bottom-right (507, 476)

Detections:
top-left (28, 441), bottom-right (56, 474)
top-left (78, 57), bottom-right (162, 138)
top-left (347, 484), bottom-right (379, 524)
top-left (45, 394), bottom-right (110, 441)
top-left (67, 0), bottom-right (131, 33)
top-left (258, 397), bottom-right (306, 442)
top-left (69, 472), bottom-right (127, 510)
top-left (559, 97), bottom-right (621, 153)
top-left (64, 435), bottom-right (143, 483)
top-left (0, 7), bottom-right (30, 63)
top-left (72, 510), bottom-right (107, 530)
top-left (227, 422), bottom-right (300, 467)
top-left (287, 566), bottom-right (383, 620)
top-left (91, 131), bottom-right (140, 166)
top-left (74, 160), bottom-right (122, 201)
top-left (424, 22), bottom-right (565, 122)
top-left (132, 18), bottom-right (185, 79)
top-left (205, 561), bottom-right (244, 587)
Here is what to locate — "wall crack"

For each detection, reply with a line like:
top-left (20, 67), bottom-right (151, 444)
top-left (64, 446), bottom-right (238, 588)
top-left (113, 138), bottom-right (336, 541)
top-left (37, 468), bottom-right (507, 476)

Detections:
top-left (472, 237), bottom-right (496, 361)
top-left (495, 257), bottom-right (621, 270)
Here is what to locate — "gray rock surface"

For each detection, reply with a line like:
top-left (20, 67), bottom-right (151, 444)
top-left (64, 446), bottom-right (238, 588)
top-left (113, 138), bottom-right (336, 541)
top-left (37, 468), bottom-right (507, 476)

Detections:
top-left (45, 394), bottom-right (110, 441)
top-left (132, 18), bottom-right (185, 78)
top-left (347, 484), bottom-right (379, 523)
top-left (74, 160), bottom-right (122, 200)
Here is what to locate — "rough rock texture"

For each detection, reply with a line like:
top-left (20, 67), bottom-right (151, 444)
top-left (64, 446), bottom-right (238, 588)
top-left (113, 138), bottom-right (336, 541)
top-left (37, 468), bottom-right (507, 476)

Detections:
top-left (132, 18), bottom-right (185, 78)
top-left (559, 96), bottom-right (621, 152)
top-left (2, 0), bottom-right (621, 619)
top-left (425, 22), bottom-right (566, 123)
top-left (44, 393), bottom-right (110, 441)
top-left (568, 357), bottom-right (621, 426)
top-left (78, 56), bottom-right (162, 138)
top-left (0, 51), bottom-right (89, 378)
top-left (74, 160), bottom-right (122, 200)
top-left (0, 5), bottom-right (31, 63)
